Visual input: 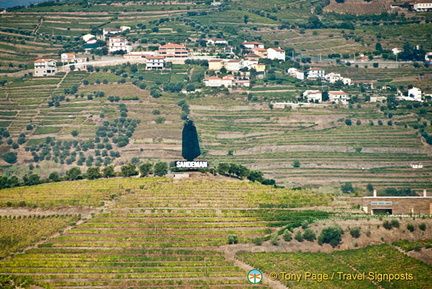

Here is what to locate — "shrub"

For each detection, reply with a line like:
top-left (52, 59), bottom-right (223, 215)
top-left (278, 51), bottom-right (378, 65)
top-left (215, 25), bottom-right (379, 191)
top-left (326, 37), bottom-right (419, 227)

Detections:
top-left (294, 231), bottom-right (304, 242)
top-left (271, 234), bottom-right (279, 245)
top-left (407, 223), bottom-right (415, 232)
top-left (253, 237), bottom-right (263, 246)
top-left (293, 160), bottom-right (300, 168)
top-left (303, 228), bottom-right (316, 241)
top-left (383, 220), bottom-right (392, 230)
top-left (318, 225), bottom-right (343, 248)
top-left (419, 222), bottom-right (426, 231)
top-left (227, 234), bottom-right (238, 244)
top-left (349, 227), bottom-right (361, 238)
top-left (390, 219), bottom-right (400, 228)
top-left (283, 229), bottom-right (292, 241)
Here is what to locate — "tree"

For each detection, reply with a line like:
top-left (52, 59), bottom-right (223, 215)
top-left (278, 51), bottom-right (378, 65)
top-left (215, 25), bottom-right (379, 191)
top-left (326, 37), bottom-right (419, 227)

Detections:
top-left (48, 172), bottom-right (61, 182)
top-left (66, 167), bottom-right (81, 180)
top-left (103, 166), bottom-right (115, 178)
top-left (341, 182), bottom-right (354, 194)
top-left (366, 183), bottom-right (374, 193)
top-left (181, 120), bottom-right (201, 161)
top-left (217, 163), bottom-right (230, 176)
top-left (139, 162), bottom-right (153, 176)
top-left (154, 161), bottom-right (168, 176)
top-left (2, 152), bottom-right (17, 164)
top-left (121, 163), bottom-right (138, 177)
top-left (71, 130), bottom-right (79, 137)
top-left (247, 170), bottom-right (264, 183)
top-left (293, 160), bottom-right (300, 168)
top-left (318, 225), bottom-right (343, 247)
top-left (87, 167), bottom-right (101, 180)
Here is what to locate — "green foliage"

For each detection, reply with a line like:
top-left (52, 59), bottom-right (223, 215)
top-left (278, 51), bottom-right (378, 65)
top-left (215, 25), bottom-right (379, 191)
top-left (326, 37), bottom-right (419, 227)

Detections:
top-left (103, 166), bottom-right (115, 178)
top-left (182, 120), bottom-right (201, 161)
top-left (71, 130), bottom-right (79, 137)
top-left (283, 229), bottom-right (292, 241)
top-left (121, 163), bottom-right (138, 177)
top-left (139, 162), bottom-right (153, 177)
top-left (86, 167), bottom-right (101, 180)
top-left (2, 152), bottom-right (17, 164)
top-left (407, 223), bottom-right (415, 232)
top-left (349, 227), bottom-right (361, 238)
top-left (154, 161), bottom-right (168, 176)
top-left (293, 160), bottom-right (300, 168)
top-left (65, 167), bottom-right (81, 181)
top-left (419, 222), bottom-right (426, 231)
top-left (303, 228), bottom-right (316, 241)
top-left (227, 234), bottom-right (238, 244)
top-left (294, 230), bottom-right (304, 242)
top-left (48, 172), bottom-right (60, 182)
top-left (271, 234), bottom-right (279, 245)
top-left (318, 225), bottom-right (343, 248)
top-left (341, 182), bottom-right (354, 194)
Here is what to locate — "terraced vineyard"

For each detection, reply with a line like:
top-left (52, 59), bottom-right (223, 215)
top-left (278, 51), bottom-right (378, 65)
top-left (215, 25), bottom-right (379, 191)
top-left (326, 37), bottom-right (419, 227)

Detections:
top-left (0, 177), bottom-right (332, 288)
top-left (237, 244), bottom-right (432, 289)
top-left (190, 101), bottom-right (432, 190)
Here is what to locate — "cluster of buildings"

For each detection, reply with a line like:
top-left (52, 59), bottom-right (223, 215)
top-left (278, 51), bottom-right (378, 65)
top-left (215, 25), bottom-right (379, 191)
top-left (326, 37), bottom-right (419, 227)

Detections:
top-left (288, 67), bottom-right (352, 85)
top-left (302, 90), bottom-right (350, 104)
top-left (204, 74), bottom-right (250, 88)
top-left (242, 41), bottom-right (286, 61)
top-left (397, 87), bottom-right (424, 102)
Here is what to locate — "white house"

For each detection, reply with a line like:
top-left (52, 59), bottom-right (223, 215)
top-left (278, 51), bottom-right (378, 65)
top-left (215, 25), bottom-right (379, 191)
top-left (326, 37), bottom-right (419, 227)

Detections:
top-left (225, 59), bottom-right (242, 72)
top-left (34, 59), bottom-right (57, 77)
top-left (325, 72), bottom-right (352, 85)
top-left (267, 48), bottom-right (285, 61)
top-left (408, 87), bottom-right (422, 101)
top-left (303, 90), bottom-right (322, 103)
top-left (392, 48), bottom-right (403, 55)
top-left (287, 68), bottom-right (304, 80)
top-left (108, 37), bottom-right (132, 53)
top-left (329, 91), bottom-right (350, 104)
top-left (307, 67), bottom-right (325, 79)
top-left (204, 75), bottom-right (249, 88)
top-left (204, 76), bottom-right (232, 87)
top-left (61, 53), bottom-right (76, 64)
top-left (207, 38), bottom-right (228, 45)
top-left (243, 41), bottom-right (264, 50)
top-left (425, 52), bottom-right (432, 62)
top-left (413, 0), bottom-right (432, 11)
top-left (146, 56), bottom-right (165, 70)
top-left (103, 26), bottom-right (130, 36)
top-left (82, 34), bottom-right (95, 42)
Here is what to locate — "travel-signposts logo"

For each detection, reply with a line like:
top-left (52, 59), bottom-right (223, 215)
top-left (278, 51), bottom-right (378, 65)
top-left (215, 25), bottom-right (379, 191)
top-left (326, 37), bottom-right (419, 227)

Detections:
top-left (248, 269), bottom-right (263, 284)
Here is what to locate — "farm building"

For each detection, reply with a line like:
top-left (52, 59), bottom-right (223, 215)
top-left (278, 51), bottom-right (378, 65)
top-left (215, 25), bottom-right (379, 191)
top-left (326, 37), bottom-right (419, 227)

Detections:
top-left (157, 43), bottom-right (189, 58)
top-left (34, 59), bottom-right (57, 77)
top-left (362, 190), bottom-right (432, 215)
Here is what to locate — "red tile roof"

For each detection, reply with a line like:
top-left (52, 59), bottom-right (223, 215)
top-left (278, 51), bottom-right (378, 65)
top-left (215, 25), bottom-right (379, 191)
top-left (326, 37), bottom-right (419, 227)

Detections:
top-left (146, 56), bottom-right (165, 59)
top-left (34, 59), bottom-right (54, 63)
top-left (159, 43), bottom-right (187, 49)
top-left (243, 41), bottom-right (264, 45)
top-left (270, 48), bottom-right (285, 52)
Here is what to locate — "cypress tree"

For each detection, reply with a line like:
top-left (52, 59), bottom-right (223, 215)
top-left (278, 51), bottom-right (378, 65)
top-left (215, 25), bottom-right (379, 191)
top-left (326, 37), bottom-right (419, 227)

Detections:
top-left (182, 120), bottom-right (201, 161)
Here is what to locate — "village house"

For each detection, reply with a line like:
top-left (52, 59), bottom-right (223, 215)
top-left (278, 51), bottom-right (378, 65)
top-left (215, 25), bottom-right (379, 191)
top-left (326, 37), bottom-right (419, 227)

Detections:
top-left (392, 47), bottom-right (403, 55)
top-left (208, 59), bottom-right (224, 71)
top-left (413, 0), bottom-right (432, 11)
top-left (204, 75), bottom-right (250, 88)
top-left (307, 67), bottom-right (325, 79)
top-left (252, 63), bottom-right (266, 74)
top-left (146, 56), bottom-right (165, 70)
top-left (245, 52), bottom-right (260, 62)
top-left (267, 48), bottom-right (285, 61)
top-left (287, 68), bottom-right (305, 80)
top-left (243, 41), bottom-right (264, 50)
top-left (303, 90), bottom-right (322, 103)
top-left (103, 26), bottom-right (130, 36)
top-left (252, 47), bottom-right (268, 58)
top-left (324, 72), bottom-right (352, 85)
top-left (399, 87), bottom-right (423, 102)
top-left (34, 59), bottom-right (57, 77)
top-left (61, 53), bottom-right (76, 64)
top-left (157, 43), bottom-right (189, 58)
top-left (108, 37), bottom-right (132, 53)
top-left (207, 38), bottom-right (228, 46)
top-left (329, 91), bottom-right (350, 104)
top-left (82, 34), bottom-right (95, 42)
top-left (225, 59), bottom-right (242, 72)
